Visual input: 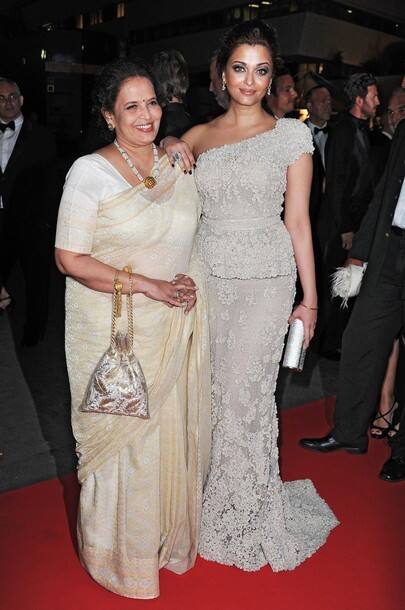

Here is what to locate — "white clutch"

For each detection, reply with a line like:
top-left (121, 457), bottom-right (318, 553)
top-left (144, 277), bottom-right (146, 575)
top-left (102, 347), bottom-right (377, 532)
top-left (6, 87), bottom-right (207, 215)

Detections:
top-left (330, 263), bottom-right (367, 308)
top-left (282, 319), bottom-right (306, 372)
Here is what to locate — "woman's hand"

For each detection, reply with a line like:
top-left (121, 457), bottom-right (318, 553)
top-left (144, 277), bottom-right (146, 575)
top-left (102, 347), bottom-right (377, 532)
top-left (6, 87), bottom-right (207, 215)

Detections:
top-left (160, 137), bottom-right (195, 173)
top-left (341, 231), bottom-right (354, 251)
top-left (140, 276), bottom-right (195, 308)
top-left (171, 274), bottom-right (198, 314)
top-left (288, 303), bottom-right (317, 349)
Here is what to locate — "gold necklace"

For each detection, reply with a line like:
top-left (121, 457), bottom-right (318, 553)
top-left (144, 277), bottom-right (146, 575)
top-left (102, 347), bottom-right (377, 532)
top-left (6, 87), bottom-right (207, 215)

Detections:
top-left (114, 140), bottom-right (159, 189)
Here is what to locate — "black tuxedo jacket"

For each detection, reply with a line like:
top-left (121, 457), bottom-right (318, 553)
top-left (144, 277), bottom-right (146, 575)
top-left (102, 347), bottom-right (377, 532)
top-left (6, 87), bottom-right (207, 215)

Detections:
top-left (325, 113), bottom-right (376, 236)
top-left (369, 129), bottom-right (391, 186)
top-left (304, 119), bottom-right (328, 224)
top-left (0, 118), bottom-right (59, 238)
top-left (350, 119), bottom-right (405, 294)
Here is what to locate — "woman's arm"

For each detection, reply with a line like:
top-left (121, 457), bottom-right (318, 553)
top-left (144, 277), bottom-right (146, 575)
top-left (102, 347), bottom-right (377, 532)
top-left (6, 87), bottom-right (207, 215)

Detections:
top-left (55, 249), bottom-right (195, 308)
top-left (283, 153), bottom-right (317, 346)
top-left (160, 124), bottom-right (207, 172)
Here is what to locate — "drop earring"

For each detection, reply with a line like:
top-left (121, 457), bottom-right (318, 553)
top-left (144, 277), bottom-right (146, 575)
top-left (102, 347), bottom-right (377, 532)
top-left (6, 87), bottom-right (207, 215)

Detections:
top-left (221, 75), bottom-right (226, 92)
top-left (107, 122), bottom-right (115, 131)
top-left (267, 81), bottom-right (272, 96)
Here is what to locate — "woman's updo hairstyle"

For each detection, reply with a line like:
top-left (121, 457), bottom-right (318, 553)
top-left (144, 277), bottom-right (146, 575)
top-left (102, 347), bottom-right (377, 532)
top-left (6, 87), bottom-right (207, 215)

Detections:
top-left (217, 19), bottom-right (282, 77)
top-left (151, 50), bottom-right (189, 107)
top-left (92, 57), bottom-right (157, 140)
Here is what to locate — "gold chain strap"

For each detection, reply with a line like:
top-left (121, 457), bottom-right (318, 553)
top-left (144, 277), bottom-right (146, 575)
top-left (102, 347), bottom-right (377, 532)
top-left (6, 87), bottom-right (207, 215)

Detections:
top-left (111, 267), bottom-right (133, 349)
top-left (123, 265), bottom-right (133, 350)
top-left (111, 271), bottom-right (121, 347)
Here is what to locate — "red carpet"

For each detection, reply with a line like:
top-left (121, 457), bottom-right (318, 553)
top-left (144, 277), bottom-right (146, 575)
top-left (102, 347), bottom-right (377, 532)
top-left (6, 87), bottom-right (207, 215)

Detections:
top-left (1, 398), bottom-right (404, 610)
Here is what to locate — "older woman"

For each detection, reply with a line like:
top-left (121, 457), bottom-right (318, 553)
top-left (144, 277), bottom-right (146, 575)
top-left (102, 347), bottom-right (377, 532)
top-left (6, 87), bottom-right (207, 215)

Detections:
top-left (55, 58), bottom-right (211, 599)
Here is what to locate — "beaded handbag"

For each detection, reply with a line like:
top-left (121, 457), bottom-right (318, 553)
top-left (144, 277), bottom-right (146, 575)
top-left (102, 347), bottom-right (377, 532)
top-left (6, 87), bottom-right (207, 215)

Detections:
top-left (80, 266), bottom-right (149, 419)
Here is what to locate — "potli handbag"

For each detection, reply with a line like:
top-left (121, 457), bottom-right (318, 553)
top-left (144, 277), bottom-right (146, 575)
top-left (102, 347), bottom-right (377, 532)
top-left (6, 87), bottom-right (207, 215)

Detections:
top-left (80, 266), bottom-right (149, 418)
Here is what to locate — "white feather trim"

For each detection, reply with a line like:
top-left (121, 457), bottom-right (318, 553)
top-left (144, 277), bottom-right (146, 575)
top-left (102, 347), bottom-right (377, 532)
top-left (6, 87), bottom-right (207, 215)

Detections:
top-left (330, 263), bottom-right (367, 308)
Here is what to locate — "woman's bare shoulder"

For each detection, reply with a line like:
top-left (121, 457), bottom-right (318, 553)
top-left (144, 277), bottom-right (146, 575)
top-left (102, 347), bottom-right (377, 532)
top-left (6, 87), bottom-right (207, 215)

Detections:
top-left (183, 117), bottom-right (226, 154)
top-left (182, 123), bottom-right (210, 148)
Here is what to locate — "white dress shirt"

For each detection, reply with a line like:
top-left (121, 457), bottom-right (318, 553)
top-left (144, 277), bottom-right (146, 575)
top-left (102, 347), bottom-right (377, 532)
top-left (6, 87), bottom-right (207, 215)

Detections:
top-left (392, 177), bottom-right (405, 229)
top-left (0, 113), bottom-right (24, 171)
top-left (0, 114), bottom-right (24, 208)
top-left (307, 119), bottom-right (328, 168)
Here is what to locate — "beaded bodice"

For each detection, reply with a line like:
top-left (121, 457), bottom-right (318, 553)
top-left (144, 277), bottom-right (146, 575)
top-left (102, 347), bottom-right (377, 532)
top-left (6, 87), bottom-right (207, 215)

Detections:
top-left (194, 118), bottom-right (313, 280)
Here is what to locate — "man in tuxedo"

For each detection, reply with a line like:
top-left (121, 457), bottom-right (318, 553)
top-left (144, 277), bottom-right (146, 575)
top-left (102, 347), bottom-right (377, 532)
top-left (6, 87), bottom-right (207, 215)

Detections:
top-left (388, 86), bottom-right (405, 133)
top-left (318, 73), bottom-right (380, 358)
top-left (0, 77), bottom-right (59, 345)
top-left (369, 88), bottom-right (405, 185)
top-left (265, 67), bottom-right (298, 119)
top-left (304, 86), bottom-right (332, 239)
top-left (302, 86), bottom-right (332, 306)
top-left (300, 118), bottom-right (405, 482)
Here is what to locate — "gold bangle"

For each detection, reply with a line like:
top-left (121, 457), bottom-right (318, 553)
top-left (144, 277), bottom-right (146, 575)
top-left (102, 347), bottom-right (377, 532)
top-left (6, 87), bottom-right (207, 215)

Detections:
top-left (123, 266), bottom-right (133, 294)
top-left (113, 270), bottom-right (123, 318)
top-left (300, 302), bottom-right (318, 310)
top-left (113, 270), bottom-right (123, 292)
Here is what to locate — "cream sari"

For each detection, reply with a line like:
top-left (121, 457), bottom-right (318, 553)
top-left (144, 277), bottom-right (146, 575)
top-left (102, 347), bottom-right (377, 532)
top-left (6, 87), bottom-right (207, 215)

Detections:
top-left (55, 155), bottom-right (211, 599)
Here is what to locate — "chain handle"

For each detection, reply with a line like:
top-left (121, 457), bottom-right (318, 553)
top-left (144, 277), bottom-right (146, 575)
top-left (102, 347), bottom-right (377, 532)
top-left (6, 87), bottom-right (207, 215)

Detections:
top-left (111, 267), bottom-right (133, 349)
top-left (123, 266), bottom-right (133, 350)
top-left (111, 272), bottom-right (121, 347)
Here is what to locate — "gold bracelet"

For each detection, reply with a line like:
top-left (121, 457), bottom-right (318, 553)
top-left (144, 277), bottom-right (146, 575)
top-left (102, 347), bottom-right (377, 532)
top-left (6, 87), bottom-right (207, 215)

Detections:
top-left (300, 302), bottom-right (318, 310)
top-left (123, 266), bottom-right (133, 294)
top-left (113, 270), bottom-right (123, 318)
top-left (113, 270), bottom-right (123, 292)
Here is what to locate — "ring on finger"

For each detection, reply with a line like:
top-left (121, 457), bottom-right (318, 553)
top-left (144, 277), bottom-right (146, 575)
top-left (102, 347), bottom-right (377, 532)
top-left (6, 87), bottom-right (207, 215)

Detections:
top-left (172, 151), bottom-right (183, 164)
top-left (175, 289), bottom-right (181, 298)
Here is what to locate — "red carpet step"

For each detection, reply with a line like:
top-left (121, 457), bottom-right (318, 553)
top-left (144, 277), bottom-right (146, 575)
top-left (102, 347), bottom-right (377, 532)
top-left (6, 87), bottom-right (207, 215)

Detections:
top-left (1, 398), bottom-right (404, 610)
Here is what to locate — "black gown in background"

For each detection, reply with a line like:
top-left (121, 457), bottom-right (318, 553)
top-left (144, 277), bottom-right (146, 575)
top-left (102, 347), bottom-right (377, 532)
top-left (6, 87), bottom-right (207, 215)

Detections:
top-left (156, 102), bottom-right (193, 143)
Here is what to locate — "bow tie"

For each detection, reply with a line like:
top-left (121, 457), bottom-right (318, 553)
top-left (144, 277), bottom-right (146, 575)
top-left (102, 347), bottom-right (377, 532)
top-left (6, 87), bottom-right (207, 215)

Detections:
top-left (0, 121), bottom-right (15, 133)
top-left (314, 126), bottom-right (328, 135)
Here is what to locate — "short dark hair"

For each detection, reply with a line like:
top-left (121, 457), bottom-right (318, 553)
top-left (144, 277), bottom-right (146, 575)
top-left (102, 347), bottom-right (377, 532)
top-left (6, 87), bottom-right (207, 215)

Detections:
top-left (304, 85), bottom-right (330, 105)
top-left (92, 58), bottom-right (156, 139)
top-left (151, 49), bottom-right (189, 106)
top-left (271, 66), bottom-right (294, 97)
top-left (344, 73), bottom-right (376, 107)
top-left (0, 77), bottom-right (21, 94)
top-left (216, 19), bottom-right (282, 78)
top-left (389, 86), bottom-right (405, 101)
top-left (210, 48), bottom-right (220, 63)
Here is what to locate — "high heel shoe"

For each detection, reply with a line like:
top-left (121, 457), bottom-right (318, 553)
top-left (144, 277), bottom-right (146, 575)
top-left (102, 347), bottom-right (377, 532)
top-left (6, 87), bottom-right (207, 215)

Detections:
top-left (388, 402), bottom-right (402, 439)
top-left (0, 293), bottom-right (12, 314)
top-left (370, 402), bottom-right (398, 439)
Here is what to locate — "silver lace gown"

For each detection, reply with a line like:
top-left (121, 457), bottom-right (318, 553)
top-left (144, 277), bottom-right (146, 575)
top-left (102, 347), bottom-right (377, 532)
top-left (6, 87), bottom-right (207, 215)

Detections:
top-left (194, 119), bottom-right (339, 572)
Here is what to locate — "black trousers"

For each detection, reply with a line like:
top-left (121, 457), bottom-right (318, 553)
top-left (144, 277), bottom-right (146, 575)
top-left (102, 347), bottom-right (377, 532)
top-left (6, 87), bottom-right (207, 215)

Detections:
top-left (0, 224), bottom-right (52, 341)
top-left (332, 232), bottom-right (405, 453)
top-left (316, 232), bottom-right (353, 354)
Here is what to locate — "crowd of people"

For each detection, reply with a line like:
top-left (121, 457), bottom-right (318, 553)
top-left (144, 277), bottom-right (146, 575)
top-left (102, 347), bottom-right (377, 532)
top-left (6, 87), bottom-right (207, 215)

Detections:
top-left (1, 16), bottom-right (404, 601)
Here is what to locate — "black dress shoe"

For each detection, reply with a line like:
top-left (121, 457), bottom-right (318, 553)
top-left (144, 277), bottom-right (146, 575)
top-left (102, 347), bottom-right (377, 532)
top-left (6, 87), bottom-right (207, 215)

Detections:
top-left (379, 456), bottom-right (405, 482)
top-left (299, 434), bottom-right (367, 454)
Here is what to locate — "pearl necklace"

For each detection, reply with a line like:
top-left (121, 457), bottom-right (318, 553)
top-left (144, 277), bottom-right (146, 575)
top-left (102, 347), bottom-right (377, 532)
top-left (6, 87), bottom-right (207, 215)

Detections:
top-left (114, 139), bottom-right (159, 189)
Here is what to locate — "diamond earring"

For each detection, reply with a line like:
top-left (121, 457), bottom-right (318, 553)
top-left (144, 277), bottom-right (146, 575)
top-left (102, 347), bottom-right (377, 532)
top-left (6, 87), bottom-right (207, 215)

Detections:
top-left (107, 122), bottom-right (115, 131)
top-left (267, 81), bottom-right (272, 96)
top-left (221, 76), bottom-right (226, 92)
